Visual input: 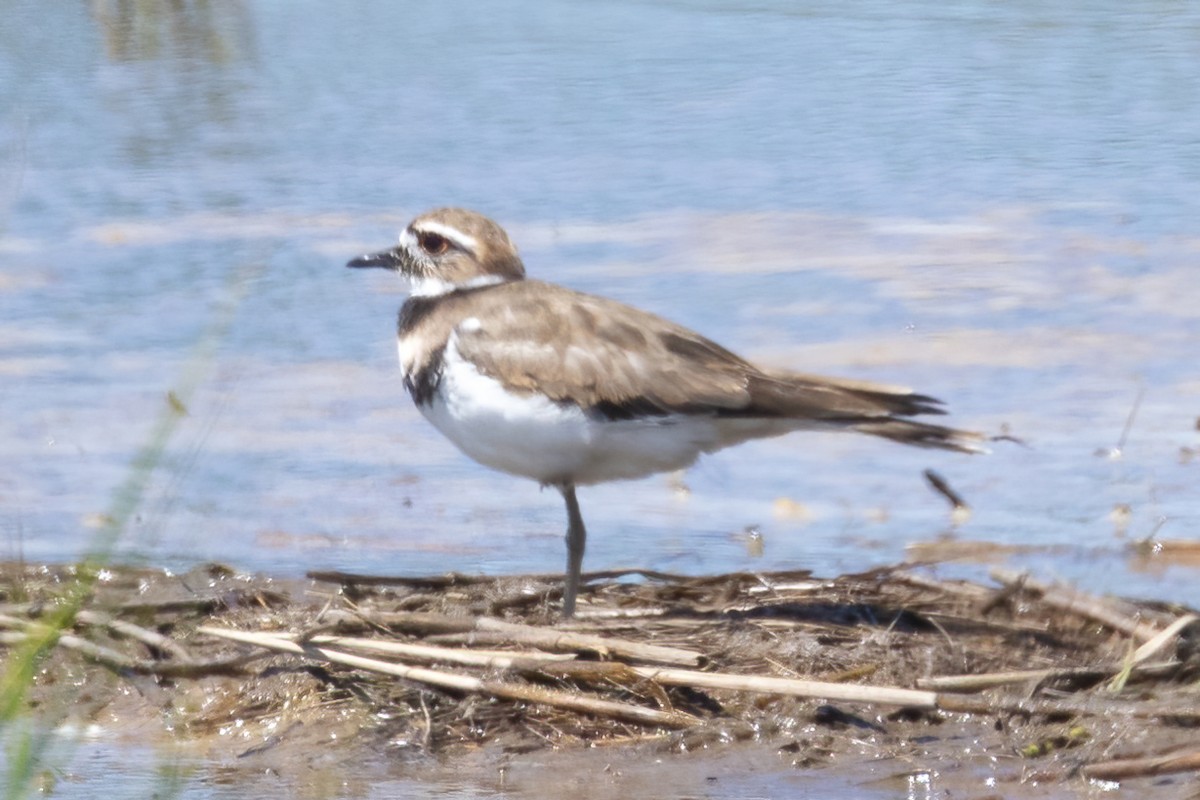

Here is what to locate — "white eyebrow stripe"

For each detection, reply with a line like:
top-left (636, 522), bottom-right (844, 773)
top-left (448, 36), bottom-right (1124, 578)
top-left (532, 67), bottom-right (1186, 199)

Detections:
top-left (411, 220), bottom-right (479, 253)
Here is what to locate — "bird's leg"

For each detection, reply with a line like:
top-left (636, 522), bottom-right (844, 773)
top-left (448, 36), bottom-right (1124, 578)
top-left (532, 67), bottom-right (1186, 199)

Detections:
top-left (559, 483), bottom-right (587, 618)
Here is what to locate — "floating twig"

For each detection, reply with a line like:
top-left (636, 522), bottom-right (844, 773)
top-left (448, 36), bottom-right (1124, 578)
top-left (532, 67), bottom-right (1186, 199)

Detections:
top-left (923, 469), bottom-right (968, 510)
top-left (1114, 386), bottom-right (1146, 455)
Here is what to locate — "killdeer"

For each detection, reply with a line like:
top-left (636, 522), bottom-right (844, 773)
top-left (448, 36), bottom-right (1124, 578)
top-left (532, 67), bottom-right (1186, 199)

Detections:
top-left (348, 208), bottom-right (983, 617)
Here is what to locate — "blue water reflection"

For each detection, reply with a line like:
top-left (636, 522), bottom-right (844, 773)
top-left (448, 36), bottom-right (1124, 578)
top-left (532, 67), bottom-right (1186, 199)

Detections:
top-left (2, 1), bottom-right (1199, 610)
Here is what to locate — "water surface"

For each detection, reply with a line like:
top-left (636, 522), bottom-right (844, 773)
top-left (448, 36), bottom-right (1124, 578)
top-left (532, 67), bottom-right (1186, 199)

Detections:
top-left (4, 0), bottom-right (1198, 603)
top-left (2, 2), bottom-right (1199, 793)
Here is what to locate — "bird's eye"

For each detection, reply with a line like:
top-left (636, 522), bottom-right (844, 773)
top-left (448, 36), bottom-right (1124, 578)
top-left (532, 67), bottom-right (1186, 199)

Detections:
top-left (417, 232), bottom-right (449, 256)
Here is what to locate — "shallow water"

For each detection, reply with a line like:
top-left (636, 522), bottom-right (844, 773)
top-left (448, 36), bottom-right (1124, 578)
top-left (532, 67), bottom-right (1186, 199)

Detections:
top-left (0, 723), bottom-right (1101, 800)
top-left (2, 2), bottom-right (1200, 795)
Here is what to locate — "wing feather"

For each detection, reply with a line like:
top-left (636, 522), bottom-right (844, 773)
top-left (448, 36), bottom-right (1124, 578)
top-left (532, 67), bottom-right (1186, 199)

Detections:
top-left (445, 280), bottom-right (979, 453)
top-left (452, 281), bottom-right (752, 414)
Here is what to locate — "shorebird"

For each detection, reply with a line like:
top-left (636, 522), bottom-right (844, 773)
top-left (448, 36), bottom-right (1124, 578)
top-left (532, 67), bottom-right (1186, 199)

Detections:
top-left (348, 208), bottom-right (982, 616)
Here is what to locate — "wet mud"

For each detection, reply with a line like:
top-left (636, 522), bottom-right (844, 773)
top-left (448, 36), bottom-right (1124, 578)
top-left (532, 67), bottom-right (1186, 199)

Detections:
top-left (2, 561), bottom-right (1198, 797)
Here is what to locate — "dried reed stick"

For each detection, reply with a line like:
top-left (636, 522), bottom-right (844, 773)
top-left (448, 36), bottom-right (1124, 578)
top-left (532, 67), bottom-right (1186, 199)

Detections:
top-left (990, 569), bottom-right (1162, 642)
top-left (198, 626), bottom-right (697, 729)
top-left (1082, 746), bottom-right (1200, 781)
top-left (363, 612), bottom-right (704, 666)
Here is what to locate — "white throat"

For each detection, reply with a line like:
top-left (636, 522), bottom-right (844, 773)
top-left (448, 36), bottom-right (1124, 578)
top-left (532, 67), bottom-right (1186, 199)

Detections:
top-left (408, 273), bottom-right (507, 298)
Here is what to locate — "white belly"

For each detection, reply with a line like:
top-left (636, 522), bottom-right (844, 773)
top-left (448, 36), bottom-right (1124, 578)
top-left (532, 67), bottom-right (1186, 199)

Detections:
top-left (417, 340), bottom-right (795, 485)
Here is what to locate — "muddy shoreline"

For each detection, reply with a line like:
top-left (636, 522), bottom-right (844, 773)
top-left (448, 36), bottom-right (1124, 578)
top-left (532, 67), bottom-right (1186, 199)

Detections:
top-left (3, 561), bottom-right (1198, 796)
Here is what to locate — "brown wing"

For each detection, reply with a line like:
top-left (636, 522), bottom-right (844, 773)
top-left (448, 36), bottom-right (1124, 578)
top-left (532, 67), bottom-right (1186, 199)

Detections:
top-left (451, 281), bottom-right (974, 438)
top-left (451, 280), bottom-right (754, 414)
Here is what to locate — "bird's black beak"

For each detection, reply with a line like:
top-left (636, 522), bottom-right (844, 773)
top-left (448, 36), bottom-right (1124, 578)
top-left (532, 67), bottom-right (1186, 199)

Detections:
top-left (346, 247), bottom-right (404, 270)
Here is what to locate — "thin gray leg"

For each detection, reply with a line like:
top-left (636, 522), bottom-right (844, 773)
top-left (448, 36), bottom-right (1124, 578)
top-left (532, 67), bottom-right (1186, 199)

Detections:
top-left (560, 483), bottom-right (586, 618)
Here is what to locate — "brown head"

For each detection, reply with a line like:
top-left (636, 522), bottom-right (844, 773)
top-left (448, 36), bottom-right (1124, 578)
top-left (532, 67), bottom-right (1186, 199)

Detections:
top-left (347, 208), bottom-right (526, 296)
